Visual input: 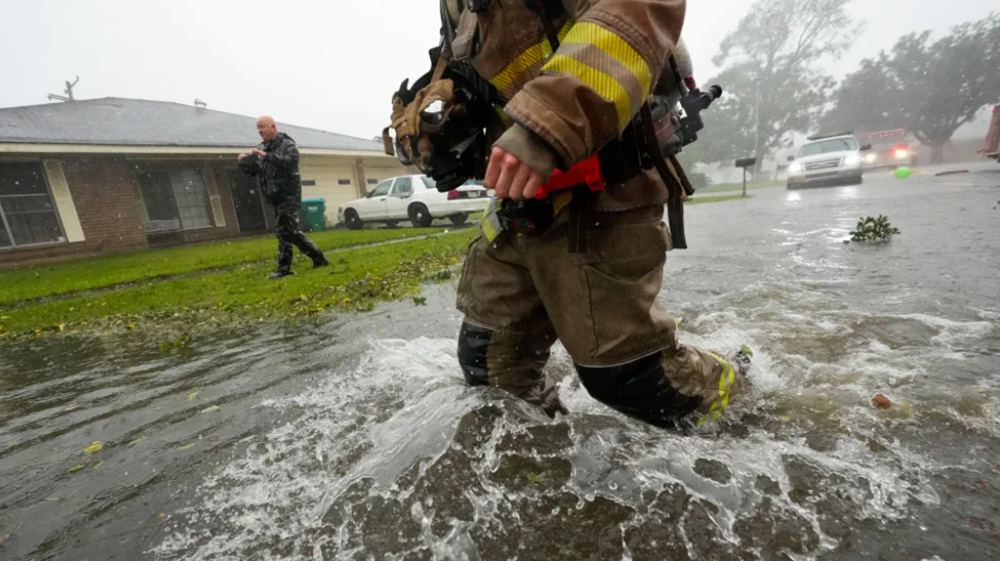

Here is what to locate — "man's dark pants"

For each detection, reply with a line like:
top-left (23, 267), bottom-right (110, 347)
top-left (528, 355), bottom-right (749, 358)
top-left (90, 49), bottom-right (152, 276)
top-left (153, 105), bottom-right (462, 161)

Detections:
top-left (273, 196), bottom-right (325, 273)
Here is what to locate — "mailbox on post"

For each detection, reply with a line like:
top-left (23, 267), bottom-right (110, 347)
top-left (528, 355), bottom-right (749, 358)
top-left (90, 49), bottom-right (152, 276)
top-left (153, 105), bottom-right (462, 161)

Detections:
top-left (735, 157), bottom-right (758, 197)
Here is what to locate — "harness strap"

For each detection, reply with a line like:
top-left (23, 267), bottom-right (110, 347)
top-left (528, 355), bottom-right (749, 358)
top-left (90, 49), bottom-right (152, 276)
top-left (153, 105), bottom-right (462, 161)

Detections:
top-left (640, 103), bottom-right (688, 249)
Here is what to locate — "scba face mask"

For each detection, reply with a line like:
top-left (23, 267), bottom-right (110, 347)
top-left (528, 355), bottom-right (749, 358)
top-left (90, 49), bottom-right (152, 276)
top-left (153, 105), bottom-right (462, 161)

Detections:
top-left (383, 63), bottom-right (494, 192)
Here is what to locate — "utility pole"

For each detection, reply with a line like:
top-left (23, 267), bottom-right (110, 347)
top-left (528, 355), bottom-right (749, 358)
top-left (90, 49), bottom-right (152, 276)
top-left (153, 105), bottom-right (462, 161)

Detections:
top-left (47, 76), bottom-right (80, 102)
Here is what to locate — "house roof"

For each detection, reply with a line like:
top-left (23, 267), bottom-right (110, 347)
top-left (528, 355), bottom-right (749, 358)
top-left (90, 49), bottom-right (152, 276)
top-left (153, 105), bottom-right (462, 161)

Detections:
top-left (0, 97), bottom-right (383, 153)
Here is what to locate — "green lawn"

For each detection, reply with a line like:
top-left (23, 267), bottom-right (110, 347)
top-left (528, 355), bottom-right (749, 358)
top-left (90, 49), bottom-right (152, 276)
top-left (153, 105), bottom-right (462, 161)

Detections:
top-left (0, 227), bottom-right (446, 307)
top-left (0, 230), bottom-right (475, 337)
top-left (697, 180), bottom-right (782, 194)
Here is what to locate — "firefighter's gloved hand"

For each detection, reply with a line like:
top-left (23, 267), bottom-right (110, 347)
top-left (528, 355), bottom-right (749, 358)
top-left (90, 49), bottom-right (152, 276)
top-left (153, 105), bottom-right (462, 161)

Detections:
top-left (485, 146), bottom-right (545, 200)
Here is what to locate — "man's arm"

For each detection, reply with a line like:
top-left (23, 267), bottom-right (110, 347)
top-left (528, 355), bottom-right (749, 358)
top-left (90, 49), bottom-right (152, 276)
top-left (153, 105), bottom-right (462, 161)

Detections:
top-left (488, 0), bottom-right (686, 199)
top-left (264, 139), bottom-right (300, 170)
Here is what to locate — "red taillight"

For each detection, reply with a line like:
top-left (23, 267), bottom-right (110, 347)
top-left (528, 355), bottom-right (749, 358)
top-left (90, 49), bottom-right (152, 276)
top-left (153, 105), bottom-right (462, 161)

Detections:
top-left (447, 190), bottom-right (461, 200)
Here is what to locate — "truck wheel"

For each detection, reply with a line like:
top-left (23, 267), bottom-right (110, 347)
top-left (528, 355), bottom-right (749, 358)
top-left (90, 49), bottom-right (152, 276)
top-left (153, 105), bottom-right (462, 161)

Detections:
top-left (409, 204), bottom-right (433, 228)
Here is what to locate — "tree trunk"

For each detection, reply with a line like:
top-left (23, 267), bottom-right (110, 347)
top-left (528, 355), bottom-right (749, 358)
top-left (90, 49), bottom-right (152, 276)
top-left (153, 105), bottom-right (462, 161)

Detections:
top-left (930, 144), bottom-right (945, 164)
top-left (753, 137), bottom-right (764, 175)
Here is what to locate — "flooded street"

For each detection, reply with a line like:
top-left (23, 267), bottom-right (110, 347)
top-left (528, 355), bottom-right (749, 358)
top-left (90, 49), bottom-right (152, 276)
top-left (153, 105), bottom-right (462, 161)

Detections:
top-left (2, 167), bottom-right (999, 561)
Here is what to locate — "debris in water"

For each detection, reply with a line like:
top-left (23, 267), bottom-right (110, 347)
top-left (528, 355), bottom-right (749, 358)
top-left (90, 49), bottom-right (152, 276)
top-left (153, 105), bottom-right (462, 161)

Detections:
top-left (83, 441), bottom-right (104, 454)
top-left (413, 297), bottom-right (427, 306)
top-left (872, 394), bottom-right (893, 409)
top-left (68, 465), bottom-right (86, 473)
top-left (188, 391), bottom-right (199, 401)
top-left (526, 473), bottom-right (545, 483)
top-left (178, 443), bottom-right (196, 450)
top-left (935, 169), bottom-right (969, 177)
top-left (201, 405), bottom-right (221, 414)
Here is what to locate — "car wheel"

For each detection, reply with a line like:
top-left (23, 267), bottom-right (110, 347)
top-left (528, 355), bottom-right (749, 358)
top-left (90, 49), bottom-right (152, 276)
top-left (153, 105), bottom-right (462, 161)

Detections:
top-left (409, 203), bottom-right (433, 228)
top-left (344, 209), bottom-right (363, 230)
top-left (449, 213), bottom-right (470, 226)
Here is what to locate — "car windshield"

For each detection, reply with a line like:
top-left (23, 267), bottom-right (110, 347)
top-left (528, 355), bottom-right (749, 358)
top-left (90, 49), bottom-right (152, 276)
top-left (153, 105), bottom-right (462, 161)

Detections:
top-left (799, 138), bottom-right (859, 157)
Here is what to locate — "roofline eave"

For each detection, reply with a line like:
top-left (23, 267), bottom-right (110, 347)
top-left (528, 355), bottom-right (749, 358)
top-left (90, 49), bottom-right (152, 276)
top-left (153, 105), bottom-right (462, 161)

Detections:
top-left (0, 142), bottom-right (394, 159)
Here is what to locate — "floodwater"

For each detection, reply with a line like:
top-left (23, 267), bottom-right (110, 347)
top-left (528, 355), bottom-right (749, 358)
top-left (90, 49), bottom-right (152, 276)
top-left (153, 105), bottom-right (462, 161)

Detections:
top-left (1, 167), bottom-right (999, 561)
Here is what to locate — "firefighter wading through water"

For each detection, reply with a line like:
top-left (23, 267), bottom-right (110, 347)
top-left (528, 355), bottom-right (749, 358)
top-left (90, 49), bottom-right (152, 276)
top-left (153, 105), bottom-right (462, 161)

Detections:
top-left (389, 0), bottom-right (754, 430)
top-left (238, 116), bottom-right (329, 280)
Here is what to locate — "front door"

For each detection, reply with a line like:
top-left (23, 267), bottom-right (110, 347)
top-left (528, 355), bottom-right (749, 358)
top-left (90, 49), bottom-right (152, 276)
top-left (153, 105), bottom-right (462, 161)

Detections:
top-left (356, 179), bottom-right (392, 220)
top-left (227, 170), bottom-right (268, 234)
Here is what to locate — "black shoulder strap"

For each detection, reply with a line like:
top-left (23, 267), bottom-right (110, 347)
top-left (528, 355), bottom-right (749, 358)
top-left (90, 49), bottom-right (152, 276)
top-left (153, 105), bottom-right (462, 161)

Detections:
top-left (440, 0), bottom-right (458, 51)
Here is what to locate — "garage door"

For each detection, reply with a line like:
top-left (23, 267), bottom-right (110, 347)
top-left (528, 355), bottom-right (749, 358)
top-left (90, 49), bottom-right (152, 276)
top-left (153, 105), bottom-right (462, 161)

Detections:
top-left (299, 157), bottom-right (361, 226)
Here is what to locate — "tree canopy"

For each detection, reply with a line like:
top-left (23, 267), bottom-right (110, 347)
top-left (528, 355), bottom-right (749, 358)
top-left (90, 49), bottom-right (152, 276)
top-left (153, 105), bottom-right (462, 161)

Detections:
top-left (822, 13), bottom-right (1000, 162)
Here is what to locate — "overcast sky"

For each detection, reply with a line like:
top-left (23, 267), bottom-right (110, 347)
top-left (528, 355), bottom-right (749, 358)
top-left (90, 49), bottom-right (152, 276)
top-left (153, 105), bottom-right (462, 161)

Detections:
top-left (3, 0), bottom-right (997, 142)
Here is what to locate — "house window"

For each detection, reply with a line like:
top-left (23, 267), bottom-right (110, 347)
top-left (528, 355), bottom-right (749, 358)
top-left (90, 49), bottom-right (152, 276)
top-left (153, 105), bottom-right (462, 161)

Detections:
top-left (136, 167), bottom-right (214, 232)
top-left (338, 179), bottom-right (351, 185)
top-left (301, 180), bottom-right (317, 186)
top-left (367, 178), bottom-right (378, 185)
top-left (0, 162), bottom-right (65, 248)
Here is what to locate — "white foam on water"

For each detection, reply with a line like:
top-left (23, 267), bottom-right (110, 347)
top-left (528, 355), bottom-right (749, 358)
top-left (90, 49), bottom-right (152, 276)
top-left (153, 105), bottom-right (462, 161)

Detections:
top-left (154, 305), bottom-right (967, 561)
top-left (154, 337), bottom-right (473, 560)
top-left (897, 313), bottom-right (995, 347)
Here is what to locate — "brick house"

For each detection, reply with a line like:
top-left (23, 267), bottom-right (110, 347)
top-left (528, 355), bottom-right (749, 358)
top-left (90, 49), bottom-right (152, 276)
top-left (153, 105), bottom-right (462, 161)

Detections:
top-left (0, 97), bottom-right (407, 266)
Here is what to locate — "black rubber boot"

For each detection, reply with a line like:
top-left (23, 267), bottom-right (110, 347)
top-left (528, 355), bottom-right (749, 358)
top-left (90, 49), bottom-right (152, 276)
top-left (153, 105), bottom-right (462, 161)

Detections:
top-left (269, 270), bottom-right (295, 280)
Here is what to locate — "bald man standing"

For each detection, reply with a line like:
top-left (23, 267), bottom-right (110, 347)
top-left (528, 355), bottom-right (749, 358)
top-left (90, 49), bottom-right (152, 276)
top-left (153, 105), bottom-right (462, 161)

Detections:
top-left (239, 116), bottom-right (329, 279)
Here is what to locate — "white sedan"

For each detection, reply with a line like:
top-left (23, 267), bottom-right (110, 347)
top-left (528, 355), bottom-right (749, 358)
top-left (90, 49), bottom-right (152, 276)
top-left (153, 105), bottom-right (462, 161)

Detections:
top-left (338, 175), bottom-right (490, 229)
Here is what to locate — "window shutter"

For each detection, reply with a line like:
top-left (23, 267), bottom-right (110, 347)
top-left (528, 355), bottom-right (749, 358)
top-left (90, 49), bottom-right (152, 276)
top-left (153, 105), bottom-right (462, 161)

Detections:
top-left (202, 168), bottom-right (227, 228)
top-left (42, 159), bottom-right (85, 243)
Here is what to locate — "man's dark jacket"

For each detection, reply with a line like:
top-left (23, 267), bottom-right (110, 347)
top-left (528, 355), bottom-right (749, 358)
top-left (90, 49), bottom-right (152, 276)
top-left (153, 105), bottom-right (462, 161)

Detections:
top-left (239, 132), bottom-right (302, 204)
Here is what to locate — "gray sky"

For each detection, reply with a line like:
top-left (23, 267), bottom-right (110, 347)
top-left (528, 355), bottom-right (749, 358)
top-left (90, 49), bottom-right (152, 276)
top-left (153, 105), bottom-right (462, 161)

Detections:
top-left (3, 0), bottom-right (997, 142)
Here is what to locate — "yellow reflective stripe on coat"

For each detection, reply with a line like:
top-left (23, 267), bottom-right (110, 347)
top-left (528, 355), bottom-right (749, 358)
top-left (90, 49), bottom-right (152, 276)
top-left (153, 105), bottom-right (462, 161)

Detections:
top-left (489, 21), bottom-right (574, 95)
top-left (543, 55), bottom-right (632, 128)
top-left (543, 22), bottom-right (653, 130)
top-left (697, 354), bottom-right (737, 426)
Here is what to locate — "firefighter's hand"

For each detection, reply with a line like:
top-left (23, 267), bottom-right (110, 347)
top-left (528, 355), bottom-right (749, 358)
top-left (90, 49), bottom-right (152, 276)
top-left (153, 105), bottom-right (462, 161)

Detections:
top-left (485, 146), bottom-right (544, 200)
top-left (251, 149), bottom-right (267, 158)
top-left (238, 153), bottom-right (248, 162)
